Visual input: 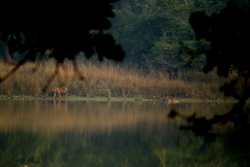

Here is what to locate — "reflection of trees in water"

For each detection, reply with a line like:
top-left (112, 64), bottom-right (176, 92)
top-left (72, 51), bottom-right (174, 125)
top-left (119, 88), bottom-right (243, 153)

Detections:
top-left (0, 101), bottom-right (249, 166)
top-left (154, 131), bottom-right (250, 167)
top-left (0, 132), bottom-right (158, 167)
top-left (0, 130), bottom-right (249, 167)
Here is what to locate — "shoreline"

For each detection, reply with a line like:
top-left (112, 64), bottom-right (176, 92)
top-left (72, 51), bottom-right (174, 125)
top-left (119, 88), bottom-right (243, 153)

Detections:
top-left (0, 95), bottom-right (240, 103)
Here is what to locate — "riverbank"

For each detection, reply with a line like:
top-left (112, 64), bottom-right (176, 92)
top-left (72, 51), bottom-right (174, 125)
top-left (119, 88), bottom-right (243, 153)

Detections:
top-left (0, 94), bottom-right (239, 103)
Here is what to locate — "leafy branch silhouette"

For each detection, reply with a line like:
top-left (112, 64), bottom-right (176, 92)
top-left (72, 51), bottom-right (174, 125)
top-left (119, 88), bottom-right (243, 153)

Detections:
top-left (0, 0), bottom-right (125, 90)
top-left (171, 0), bottom-right (250, 142)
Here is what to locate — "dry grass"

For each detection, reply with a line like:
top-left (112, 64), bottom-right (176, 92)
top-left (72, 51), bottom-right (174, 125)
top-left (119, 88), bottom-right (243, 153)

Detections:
top-left (0, 60), bottom-right (226, 99)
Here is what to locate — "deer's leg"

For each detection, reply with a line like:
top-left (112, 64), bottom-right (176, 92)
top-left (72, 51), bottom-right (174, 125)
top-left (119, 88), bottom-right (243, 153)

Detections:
top-left (57, 90), bottom-right (61, 97)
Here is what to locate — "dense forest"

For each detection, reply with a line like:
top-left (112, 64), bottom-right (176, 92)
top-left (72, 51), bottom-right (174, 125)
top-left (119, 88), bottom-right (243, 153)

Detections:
top-left (1, 0), bottom-right (247, 72)
top-left (108, 0), bottom-right (231, 71)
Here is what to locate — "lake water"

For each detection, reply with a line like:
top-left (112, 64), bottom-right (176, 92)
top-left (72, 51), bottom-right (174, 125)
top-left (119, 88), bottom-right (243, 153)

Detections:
top-left (0, 100), bottom-right (249, 167)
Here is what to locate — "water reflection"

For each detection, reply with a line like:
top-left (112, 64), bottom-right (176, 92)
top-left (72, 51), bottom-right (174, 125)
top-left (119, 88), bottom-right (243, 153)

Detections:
top-left (0, 100), bottom-right (179, 133)
top-left (0, 100), bottom-right (249, 166)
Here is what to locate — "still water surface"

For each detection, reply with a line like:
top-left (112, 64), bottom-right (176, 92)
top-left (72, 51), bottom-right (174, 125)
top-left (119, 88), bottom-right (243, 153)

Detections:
top-left (0, 100), bottom-right (249, 167)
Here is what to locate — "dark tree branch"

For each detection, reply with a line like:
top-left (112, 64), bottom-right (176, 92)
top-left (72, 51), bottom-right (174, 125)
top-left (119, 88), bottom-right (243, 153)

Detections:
top-left (173, 0), bottom-right (250, 142)
top-left (0, 0), bottom-right (125, 90)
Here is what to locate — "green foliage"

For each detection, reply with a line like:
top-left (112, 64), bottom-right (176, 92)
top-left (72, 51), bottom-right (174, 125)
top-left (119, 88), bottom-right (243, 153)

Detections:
top-left (109, 4), bottom-right (168, 66)
top-left (0, 0), bottom-right (235, 72)
top-left (109, 0), bottom-right (230, 71)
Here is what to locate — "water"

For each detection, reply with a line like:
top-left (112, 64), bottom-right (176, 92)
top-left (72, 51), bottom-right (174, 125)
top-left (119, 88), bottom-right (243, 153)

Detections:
top-left (0, 100), bottom-right (249, 167)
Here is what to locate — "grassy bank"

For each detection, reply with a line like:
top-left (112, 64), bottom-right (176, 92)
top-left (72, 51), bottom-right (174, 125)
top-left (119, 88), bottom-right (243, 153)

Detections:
top-left (0, 60), bottom-right (234, 99)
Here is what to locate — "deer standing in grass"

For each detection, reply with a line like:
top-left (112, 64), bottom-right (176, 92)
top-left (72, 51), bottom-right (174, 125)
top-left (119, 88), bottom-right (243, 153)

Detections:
top-left (53, 87), bottom-right (68, 97)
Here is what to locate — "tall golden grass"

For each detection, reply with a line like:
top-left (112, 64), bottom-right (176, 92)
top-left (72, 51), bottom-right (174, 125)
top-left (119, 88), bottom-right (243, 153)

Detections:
top-left (0, 59), bottom-right (228, 98)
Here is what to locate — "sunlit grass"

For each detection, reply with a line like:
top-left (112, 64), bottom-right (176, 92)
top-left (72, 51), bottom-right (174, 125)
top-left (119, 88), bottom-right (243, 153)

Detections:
top-left (0, 60), bottom-right (227, 99)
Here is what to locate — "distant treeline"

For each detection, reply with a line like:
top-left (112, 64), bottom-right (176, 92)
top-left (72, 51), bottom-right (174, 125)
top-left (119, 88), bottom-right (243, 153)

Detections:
top-left (109, 0), bottom-right (249, 72)
top-left (1, 0), bottom-right (248, 73)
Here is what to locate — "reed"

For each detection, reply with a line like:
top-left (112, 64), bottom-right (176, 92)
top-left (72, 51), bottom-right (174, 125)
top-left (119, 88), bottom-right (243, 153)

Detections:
top-left (0, 60), bottom-right (225, 99)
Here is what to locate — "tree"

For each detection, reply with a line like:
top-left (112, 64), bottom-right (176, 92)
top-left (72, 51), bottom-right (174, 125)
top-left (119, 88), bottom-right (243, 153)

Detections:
top-left (0, 0), bottom-right (125, 90)
top-left (138, 0), bottom-right (226, 71)
top-left (0, 40), bottom-right (12, 62)
top-left (109, 2), bottom-right (169, 66)
top-left (169, 0), bottom-right (250, 142)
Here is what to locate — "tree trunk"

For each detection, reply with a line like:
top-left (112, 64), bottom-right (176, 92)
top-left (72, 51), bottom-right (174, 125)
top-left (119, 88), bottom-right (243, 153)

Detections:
top-left (0, 40), bottom-right (12, 63)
